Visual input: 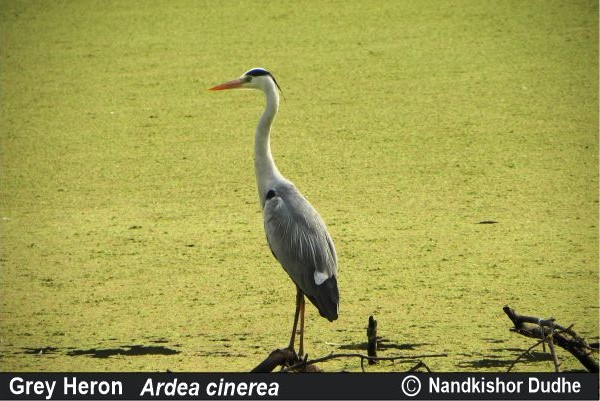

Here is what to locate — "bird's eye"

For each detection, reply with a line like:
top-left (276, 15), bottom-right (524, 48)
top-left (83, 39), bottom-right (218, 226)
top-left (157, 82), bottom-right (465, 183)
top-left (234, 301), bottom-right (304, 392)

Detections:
top-left (266, 189), bottom-right (276, 200)
top-left (244, 76), bottom-right (252, 83)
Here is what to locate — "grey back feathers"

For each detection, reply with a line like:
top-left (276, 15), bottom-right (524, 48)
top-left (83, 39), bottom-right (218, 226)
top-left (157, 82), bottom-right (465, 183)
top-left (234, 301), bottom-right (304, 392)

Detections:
top-left (263, 181), bottom-right (339, 321)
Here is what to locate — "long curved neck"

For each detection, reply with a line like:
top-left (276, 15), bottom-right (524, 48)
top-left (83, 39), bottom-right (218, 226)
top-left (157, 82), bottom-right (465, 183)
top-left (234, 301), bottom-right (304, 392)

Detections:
top-left (254, 83), bottom-right (283, 207)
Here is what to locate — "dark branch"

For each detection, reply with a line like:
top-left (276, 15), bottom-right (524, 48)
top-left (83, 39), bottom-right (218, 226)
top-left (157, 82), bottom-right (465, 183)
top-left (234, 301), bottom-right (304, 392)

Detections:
top-left (408, 361), bottom-right (433, 372)
top-left (367, 315), bottom-right (378, 365)
top-left (507, 338), bottom-right (546, 373)
top-left (280, 352), bottom-right (447, 373)
top-left (250, 348), bottom-right (299, 373)
top-left (503, 306), bottom-right (598, 373)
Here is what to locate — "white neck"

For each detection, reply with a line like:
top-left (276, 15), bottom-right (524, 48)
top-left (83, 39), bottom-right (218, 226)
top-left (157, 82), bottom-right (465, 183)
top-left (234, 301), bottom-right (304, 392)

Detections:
top-left (254, 81), bottom-right (284, 207)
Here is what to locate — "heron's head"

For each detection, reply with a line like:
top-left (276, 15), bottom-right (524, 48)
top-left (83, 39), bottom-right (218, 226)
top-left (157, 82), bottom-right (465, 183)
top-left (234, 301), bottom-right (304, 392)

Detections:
top-left (209, 67), bottom-right (282, 93)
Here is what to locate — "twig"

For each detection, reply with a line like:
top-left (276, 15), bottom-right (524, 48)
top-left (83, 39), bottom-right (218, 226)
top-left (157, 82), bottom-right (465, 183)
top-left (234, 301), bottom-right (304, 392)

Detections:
top-left (280, 352), bottom-right (447, 372)
top-left (408, 361), bottom-right (432, 372)
top-left (546, 329), bottom-right (561, 372)
top-left (539, 319), bottom-right (547, 353)
top-left (507, 338), bottom-right (546, 373)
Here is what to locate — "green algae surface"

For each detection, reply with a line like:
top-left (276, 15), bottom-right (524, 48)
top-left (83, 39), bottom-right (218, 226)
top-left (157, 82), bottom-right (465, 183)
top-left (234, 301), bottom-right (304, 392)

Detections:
top-left (1, 1), bottom-right (598, 372)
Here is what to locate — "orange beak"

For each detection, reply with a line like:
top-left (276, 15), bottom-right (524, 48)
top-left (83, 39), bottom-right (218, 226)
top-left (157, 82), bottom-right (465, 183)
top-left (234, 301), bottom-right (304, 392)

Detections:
top-left (209, 78), bottom-right (244, 91)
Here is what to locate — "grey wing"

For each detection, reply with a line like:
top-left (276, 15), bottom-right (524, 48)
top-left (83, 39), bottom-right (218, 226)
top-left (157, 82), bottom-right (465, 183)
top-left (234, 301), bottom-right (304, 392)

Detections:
top-left (263, 184), bottom-right (339, 321)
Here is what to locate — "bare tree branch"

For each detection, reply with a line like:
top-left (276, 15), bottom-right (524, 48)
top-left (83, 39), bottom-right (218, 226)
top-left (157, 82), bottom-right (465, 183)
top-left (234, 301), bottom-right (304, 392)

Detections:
top-left (278, 352), bottom-right (447, 372)
top-left (250, 348), bottom-right (299, 373)
top-left (408, 361), bottom-right (433, 372)
top-left (507, 338), bottom-right (546, 373)
top-left (546, 332), bottom-right (561, 372)
top-left (367, 315), bottom-right (378, 365)
top-left (503, 306), bottom-right (598, 372)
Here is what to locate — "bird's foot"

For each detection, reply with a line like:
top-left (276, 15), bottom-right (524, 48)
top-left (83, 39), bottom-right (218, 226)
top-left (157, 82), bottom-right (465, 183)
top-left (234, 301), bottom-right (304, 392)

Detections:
top-left (281, 346), bottom-right (301, 366)
top-left (280, 351), bottom-right (318, 372)
top-left (285, 345), bottom-right (308, 360)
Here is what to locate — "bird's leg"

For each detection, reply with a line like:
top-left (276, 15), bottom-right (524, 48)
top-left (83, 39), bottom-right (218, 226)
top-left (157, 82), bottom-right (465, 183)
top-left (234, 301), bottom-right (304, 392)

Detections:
top-left (287, 286), bottom-right (303, 352)
top-left (298, 294), bottom-right (305, 358)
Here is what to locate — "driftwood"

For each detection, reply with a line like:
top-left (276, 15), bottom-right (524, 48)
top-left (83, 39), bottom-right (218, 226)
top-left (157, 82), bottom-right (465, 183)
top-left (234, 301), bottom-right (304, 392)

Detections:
top-left (250, 348), bottom-right (314, 372)
top-left (367, 315), bottom-right (378, 365)
top-left (250, 348), bottom-right (295, 373)
top-left (251, 316), bottom-right (447, 372)
top-left (281, 352), bottom-right (443, 373)
top-left (503, 306), bottom-right (598, 372)
top-left (251, 349), bottom-right (445, 372)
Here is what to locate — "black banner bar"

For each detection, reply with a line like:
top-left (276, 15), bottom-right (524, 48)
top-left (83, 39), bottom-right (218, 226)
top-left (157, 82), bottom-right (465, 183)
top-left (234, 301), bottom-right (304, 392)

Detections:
top-left (0, 373), bottom-right (598, 400)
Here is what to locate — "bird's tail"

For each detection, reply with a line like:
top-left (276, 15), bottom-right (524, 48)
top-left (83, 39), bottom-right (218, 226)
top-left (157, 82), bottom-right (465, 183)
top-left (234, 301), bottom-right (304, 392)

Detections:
top-left (308, 276), bottom-right (339, 322)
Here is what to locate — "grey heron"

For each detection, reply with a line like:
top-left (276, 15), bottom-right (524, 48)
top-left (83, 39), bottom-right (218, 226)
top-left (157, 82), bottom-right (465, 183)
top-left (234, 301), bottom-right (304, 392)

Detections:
top-left (210, 68), bottom-right (339, 357)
